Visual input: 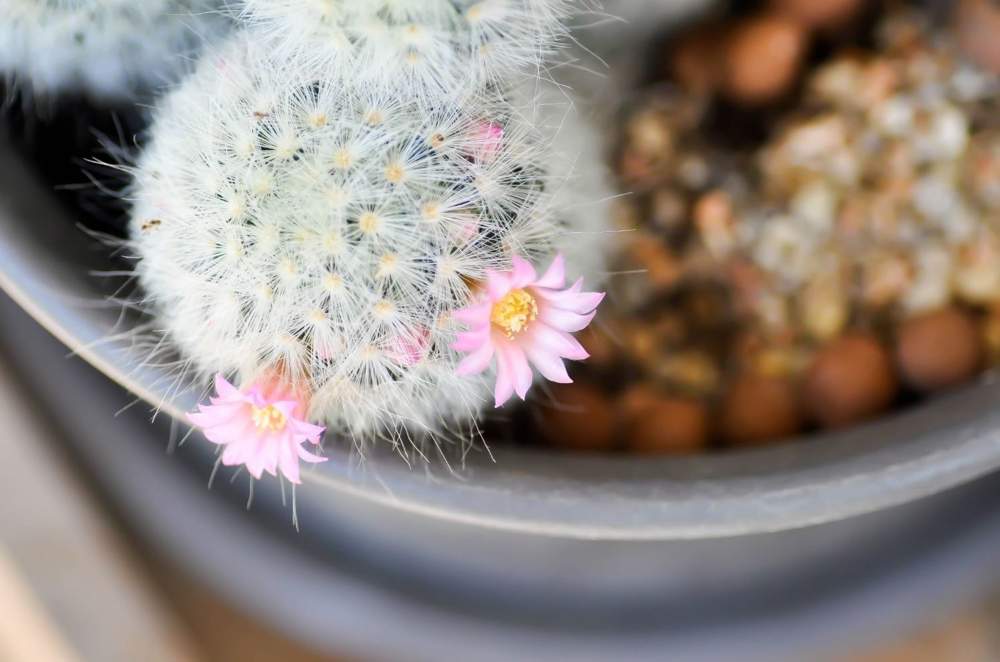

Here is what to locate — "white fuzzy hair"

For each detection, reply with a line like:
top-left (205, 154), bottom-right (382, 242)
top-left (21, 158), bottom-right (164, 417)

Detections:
top-left (0, 0), bottom-right (228, 101)
top-left (237, 0), bottom-right (574, 96)
top-left (128, 33), bottom-right (612, 450)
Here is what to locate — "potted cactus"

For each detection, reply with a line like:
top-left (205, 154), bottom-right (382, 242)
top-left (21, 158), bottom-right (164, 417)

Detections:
top-left (2, 1), bottom-right (1000, 660)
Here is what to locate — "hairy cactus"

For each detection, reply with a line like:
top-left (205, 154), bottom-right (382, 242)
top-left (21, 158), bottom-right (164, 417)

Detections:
top-left (238, 0), bottom-right (573, 95)
top-left (129, 34), bottom-right (609, 444)
top-left (0, 0), bottom-right (227, 101)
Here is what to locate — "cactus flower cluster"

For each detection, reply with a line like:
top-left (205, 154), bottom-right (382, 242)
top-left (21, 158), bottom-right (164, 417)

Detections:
top-left (127, 0), bottom-right (610, 481)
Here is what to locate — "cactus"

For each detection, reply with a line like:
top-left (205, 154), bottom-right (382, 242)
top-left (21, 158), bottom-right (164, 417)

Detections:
top-left (0, 0), bottom-right (227, 102)
top-left (129, 32), bottom-right (610, 446)
top-left (238, 0), bottom-right (573, 96)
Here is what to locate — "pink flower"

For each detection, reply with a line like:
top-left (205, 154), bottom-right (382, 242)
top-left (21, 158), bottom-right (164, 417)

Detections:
top-left (470, 121), bottom-right (504, 163)
top-left (187, 374), bottom-right (326, 484)
top-left (386, 326), bottom-right (431, 367)
top-left (452, 254), bottom-right (605, 407)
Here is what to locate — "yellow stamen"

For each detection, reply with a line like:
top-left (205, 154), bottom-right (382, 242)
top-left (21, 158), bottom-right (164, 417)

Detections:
top-left (491, 288), bottom-right (538, 339)
top-left (359, 212), bottom-right (380, 235)
top-left (385, 162), bottom-right (406, 184)
top-left (333, 148), bottom-right (352, 170)
top-left (251, 404), bottom-right (287, 432)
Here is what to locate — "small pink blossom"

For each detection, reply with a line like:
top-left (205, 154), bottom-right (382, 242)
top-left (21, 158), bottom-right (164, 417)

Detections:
top-left (187, 374), bottom-right (326, 484)
top-left (386, 326), bottom-right (431, 366)
top-left (470, 121), bottom-right (504, 162)
top-left (452, 254), bottom-right (605, 407)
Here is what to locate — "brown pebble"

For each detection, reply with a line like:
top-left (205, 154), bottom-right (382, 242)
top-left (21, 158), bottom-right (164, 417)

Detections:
top-left (648, 312), bottom-right (689, 346)
top-left (652, 350), bottom-right (721, 396)
top-left (619, 147), bottom-right (655, 184)
top-left (955, 0), bottom-right (1000, 74)
top-left (721, 373), bottom-right (803, 446)
top-left (649, 188), bottom-right (688, 233)
top-left (668, 25), bottom-right (725, 92)
top-left (620, 385), bottom-right (709, 454)
top-left (722, 14), bottom-right (809, 105)
top-left (620, 384), bottom-right (662, 420)
top-left (771, 0), bottom-right (862, 30)
top-left (804, 333), bottom-right (898, 428)
top-left (627, 238), bottom-right (684, 293)
top-left (982, 304), bottom-right (1000, 357)
top-left (541, 382), bottom-right (618, 452)
top-left (896, 307), bottom-right (983, 392)
top-left (620, 321), bottom-right (662, 365)
top-left (694, 190), bottom-right (737, 258)
top-left (626, 110), bottom-right (675, 161)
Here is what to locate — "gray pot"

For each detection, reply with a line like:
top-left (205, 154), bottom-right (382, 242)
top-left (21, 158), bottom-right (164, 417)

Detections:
top-left (6, 287), bottom-right (1000, 662)
top-left (3, 142), bottom-right (999, 541)
top-left (2, 17), bottom-right (1000, 654)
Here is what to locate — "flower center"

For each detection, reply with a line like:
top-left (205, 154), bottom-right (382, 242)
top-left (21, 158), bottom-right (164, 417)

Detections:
top-left (251, 404), bottom-right (287, 432)
top-left (491, 288), bottom-right (538, 339)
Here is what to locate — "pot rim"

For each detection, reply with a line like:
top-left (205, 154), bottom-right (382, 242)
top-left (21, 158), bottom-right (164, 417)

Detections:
top-left (11, 296), bottom-right (1000, 662)
top-left (3, 148), bottom-right (1000, 541)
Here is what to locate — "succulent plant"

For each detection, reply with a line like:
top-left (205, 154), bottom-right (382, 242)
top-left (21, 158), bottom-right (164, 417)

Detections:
top-left (0, 0), bottom-right (228, 102)
top-left (129, 34), bottom-right (610, 446)
top-left (238, 0), bottom-right (573, 96)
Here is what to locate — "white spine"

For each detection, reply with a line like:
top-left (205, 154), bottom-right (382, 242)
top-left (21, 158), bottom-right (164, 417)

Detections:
top-left (0, 0), bottom-right (228, 101)
top-left (238, 0), bottom-right (573, 95)
top-left (129, 31), bottom-right (610, 443)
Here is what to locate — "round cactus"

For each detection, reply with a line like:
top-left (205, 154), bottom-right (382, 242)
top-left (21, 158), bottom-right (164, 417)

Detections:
top-left (0, 0), bottom-right (227, 101)
top-left (129, 35), bottom-right (609, 444)
top-left (238, 0), bottom-right (573, 96)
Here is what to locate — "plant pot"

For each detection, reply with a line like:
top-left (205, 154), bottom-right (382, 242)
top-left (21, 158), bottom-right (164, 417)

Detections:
top-left (4, 3), bottom-right (1000, 653)
top-left (3, 108), bottom-right (1000, 660)
top-left (3, 137), bottom-right (1000, 541)
top-left (5, 288), bottom-right (1000, 662)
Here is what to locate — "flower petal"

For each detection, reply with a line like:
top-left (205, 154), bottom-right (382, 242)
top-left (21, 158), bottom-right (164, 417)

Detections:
top-left (535, 324), bottom-right (590, 361)
top-left (534, 254), bottom-right (566, 289)
top-left (187, 404), bottom-right (239, 430)
top-left (245, 387), bottom-right (270, 409)
top-left (278, 439), bottom-right (301, 484)
top-left (486, 270), bottom-right (512, 299)
top-left (540, 307), bottom-right (597, 333)
top-left (493, 345), bottom-right (515, 407)
top-left (537, 283), bottom-right (605, 314)
top-left (504, 342), bottom-right (533, 400)
top-left (529, 323), bottom-right (590, 361)
top-left (292, 420), bottom-right (326, 442)
top-left (456, 340), bottom-right (495, 376)
top-left (221, 439), bottom-right (251, 467)
top-left (245, 435), bottom-right (277, 479)
top-left (297, 444), bottom-right (328, 464)
top-left (451, 302), bottom-right (492, 326)
top-left (202, 415), bottom-right (256, 446)
top-left (525, 346), bottom-right (572, 383)
top-left (509, 255), bottom-right (537, 288)
top-left (452, 328), bottom-right (490, 352)
top-left (213, 373), bottom-right (241, 400)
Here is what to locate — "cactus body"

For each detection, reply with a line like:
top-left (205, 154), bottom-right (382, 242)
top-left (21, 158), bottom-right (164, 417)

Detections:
top-left (239, 0), bottom-right (572, 95)
top-left (130, 33), bottom-right (609, 443)
top-left (0, 0), bottom-right (227, 101)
